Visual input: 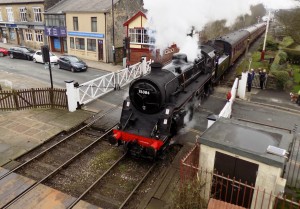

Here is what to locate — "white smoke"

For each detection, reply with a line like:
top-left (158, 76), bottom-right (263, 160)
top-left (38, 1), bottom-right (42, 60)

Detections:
top-left (143, 0), bottom-right (300, 61)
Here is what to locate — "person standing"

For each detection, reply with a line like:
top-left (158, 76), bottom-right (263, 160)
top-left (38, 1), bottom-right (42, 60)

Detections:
top-left (297, 89), bottom-right (300, 105)
top-left (259, 69), bottom-right (266, 90)
top-left (247, 69), bottom-right (255, 92)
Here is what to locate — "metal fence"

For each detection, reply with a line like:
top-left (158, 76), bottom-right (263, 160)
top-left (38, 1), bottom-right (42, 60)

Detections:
top-left (0, 88), bottom-right (67, 110)
top-left (181, 143), bottom-right (300, 209)
top-left (78, 59), bottom-right (152, 105)
top-left (284, 125), bottom-right (300, 189)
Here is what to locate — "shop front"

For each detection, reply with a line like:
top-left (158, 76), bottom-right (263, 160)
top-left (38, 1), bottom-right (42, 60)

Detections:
top-left (45, 26), bottom-right (67, 53)
top-left (6, 24), bottom-right (18, 45)
top-left (17, 25), bottom-right (27, 46)
top-left (67, 31), bottom-right (105, 62)
top-left (0, 24), bottom-right (7, 43)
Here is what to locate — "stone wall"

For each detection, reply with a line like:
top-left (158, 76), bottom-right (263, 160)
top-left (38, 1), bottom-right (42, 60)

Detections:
top-left (266, 74), bottom-right (278, 90)
top-left (105, 0), bottom-right (144, 63)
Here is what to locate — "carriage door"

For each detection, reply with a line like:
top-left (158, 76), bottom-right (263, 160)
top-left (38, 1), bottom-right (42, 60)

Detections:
top-left (98, 40), bottom-right (103, 61)
top-left (212, 152), bottom-right (258, 208)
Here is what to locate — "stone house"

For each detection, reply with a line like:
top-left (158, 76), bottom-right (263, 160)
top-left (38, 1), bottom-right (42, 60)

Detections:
top-left (45, 0), bottom-right (143, 63)
top-left (0, 0), bottom-right (60, 49)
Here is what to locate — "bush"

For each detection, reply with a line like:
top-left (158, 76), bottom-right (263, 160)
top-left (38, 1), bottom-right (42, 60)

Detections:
top-left (270, 70), bottom-right (290, 89)
top-left (285, 80), bottom-right (294, 90)
top-left (278, 51), bottom-right (288, 64)
top-left (283, 48), bottom-right (300, 63)
top-left (259, 39), bottom-right (279, 51)
top-left (170, 179), bottom-right (207, 209)
top-left (270, 63), bottom-right (281, 71)
top-left (280, 36), bottom-right (294, 48)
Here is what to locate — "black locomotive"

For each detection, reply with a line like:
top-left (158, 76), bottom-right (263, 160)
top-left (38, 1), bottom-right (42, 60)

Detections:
top-left (109, 23), bottom-right (266, 158)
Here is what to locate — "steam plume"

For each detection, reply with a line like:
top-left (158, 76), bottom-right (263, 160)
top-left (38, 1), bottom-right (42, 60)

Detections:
top-left (143, 0), bottom-right (300, 61)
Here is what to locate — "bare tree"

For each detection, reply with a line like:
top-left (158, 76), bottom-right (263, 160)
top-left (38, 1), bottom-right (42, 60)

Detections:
top-left (199, 3), bottom-right (267, 42)
top-left (275, 8), bottom-right (300, 44)
top-left (249, 4), bottom-right (266, 24)
top-left (199, 20), bottom-right (229, 42)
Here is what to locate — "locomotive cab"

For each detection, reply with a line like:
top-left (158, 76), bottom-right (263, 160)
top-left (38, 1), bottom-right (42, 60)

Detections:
top-left (200, 45), bottom-right (217, 74)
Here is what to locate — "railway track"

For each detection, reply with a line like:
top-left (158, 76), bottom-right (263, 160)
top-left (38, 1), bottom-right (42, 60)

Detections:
top-left (0, 104), bottom-right (187, 209)
top-left (67, 154), bottom-right (155, 209)
top-left (0, 106), bottom-right (123, 208)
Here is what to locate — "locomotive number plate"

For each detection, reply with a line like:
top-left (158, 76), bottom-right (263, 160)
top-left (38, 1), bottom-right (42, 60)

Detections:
top-left (138, 89), bottom-right (150, 95)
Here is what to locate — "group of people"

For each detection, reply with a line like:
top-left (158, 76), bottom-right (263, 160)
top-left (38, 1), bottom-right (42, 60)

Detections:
top-left (247, 68), bottom-right (266, 92)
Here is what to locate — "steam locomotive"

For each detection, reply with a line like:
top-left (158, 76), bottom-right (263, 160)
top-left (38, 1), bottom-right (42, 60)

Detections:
top-left (109, 23), bottom-right (266, 158)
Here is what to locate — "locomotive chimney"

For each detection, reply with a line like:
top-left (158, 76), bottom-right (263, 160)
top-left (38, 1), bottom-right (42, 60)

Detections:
top-left (150, 62), bottom-right (163, 72)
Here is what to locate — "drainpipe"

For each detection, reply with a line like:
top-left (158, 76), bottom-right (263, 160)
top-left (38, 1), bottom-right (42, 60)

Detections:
top-left (112, 0), bottom-right (116, 65)
top-left (105, 13), bottom-right (108, 63)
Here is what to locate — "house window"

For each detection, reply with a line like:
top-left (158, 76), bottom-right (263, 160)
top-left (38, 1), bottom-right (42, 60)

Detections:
top-left (45, 14), bottom-right (65, 27)
top-left (73, 17), bottom-right (78, 31)
top-left (19, 7), bottom-right (27, 22)
top-left (0, 9), bottom-right (3, 21)
top-left (91, 17), bottom-right (97, 32)
top-left (9, 28), bottom-right (16, 40)
top-left (129, 28), bottom-right (151, 45)
top-left (6, 7), bottom-right (14, 22)
top-left (75, 38), bottom-right (85, 50)
top-left (87, 39), bottom-right (96, 51)
top-left (33, 7), bottom-right (42, 22)
top-left (70, 37), bottom-right (74, 49)
top-left (25, 29), bottom-right (33, 41)
top-left (35, 30), bottom-right (43, 42)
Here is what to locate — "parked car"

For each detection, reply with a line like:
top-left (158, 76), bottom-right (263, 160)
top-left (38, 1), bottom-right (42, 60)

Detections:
top-left (57, 55), bottom-right (88, 72)
top-left (8, 47), bottom-right (35, 60)
top-left (0, 47), bottom-right (8, 57)
top-left (33, 50), bottom-right (58, 64)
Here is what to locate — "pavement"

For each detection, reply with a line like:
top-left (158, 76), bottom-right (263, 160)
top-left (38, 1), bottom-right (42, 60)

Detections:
top-left (0, 40), bottom-right (300, 167)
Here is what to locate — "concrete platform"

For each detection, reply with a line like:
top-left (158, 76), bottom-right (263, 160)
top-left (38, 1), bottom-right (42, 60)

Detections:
top-left (0, 108), bottom-right (93, 166)
top-left (0, 167), bottom-right (35, 208)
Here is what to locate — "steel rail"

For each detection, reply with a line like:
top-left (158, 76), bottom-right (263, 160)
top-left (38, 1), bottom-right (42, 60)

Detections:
top-left (2, 124), bottom-right (118, 209)
top-left (0, 105), bottom-right (121, 181)
top-left (118, 163), bottom-right (156, 209)
top-left (67, 157), bottom-right (155, 209)
top-left (66, 152), bottom-right (128, 209)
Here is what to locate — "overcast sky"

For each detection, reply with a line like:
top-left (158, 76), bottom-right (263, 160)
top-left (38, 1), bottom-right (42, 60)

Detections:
top-left (143, 0), bottom-right (300, 60)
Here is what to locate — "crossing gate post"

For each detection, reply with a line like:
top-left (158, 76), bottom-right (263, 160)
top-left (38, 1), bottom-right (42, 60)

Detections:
top-left (141, 56), bottom-right (147, 75)
top-left (65, 80), bottom-right (79, 112)
top-left (238, 72), bottom-right (247, 100)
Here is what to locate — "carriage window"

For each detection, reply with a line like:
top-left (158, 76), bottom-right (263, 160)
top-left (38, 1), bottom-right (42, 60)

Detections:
top-left (206, 58), bottom-right (212, 67)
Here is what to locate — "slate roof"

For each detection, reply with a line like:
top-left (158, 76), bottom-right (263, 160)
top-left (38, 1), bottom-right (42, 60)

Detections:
top-left (0, 0), bottom-right (43, 4)
top-left (200, 118), bottom-right (292, 168)
top-left (46, 0), bottom-right (119, 13)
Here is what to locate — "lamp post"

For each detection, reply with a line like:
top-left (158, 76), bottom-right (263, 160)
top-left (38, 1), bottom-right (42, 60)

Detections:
top-left (112, 0), bottom-right (116, 65)
top-left (260, 11), bottom-right (271, 61)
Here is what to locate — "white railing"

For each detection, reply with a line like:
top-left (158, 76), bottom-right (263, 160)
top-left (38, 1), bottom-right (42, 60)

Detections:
top-left (66, 57), bottom-right (152, 112)
top-left (78, 72), bottom-right (116, 104)
top-left (219, 78), bottom-right (239, 118)
top-left (116, 59), bottom-right (151, 89)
